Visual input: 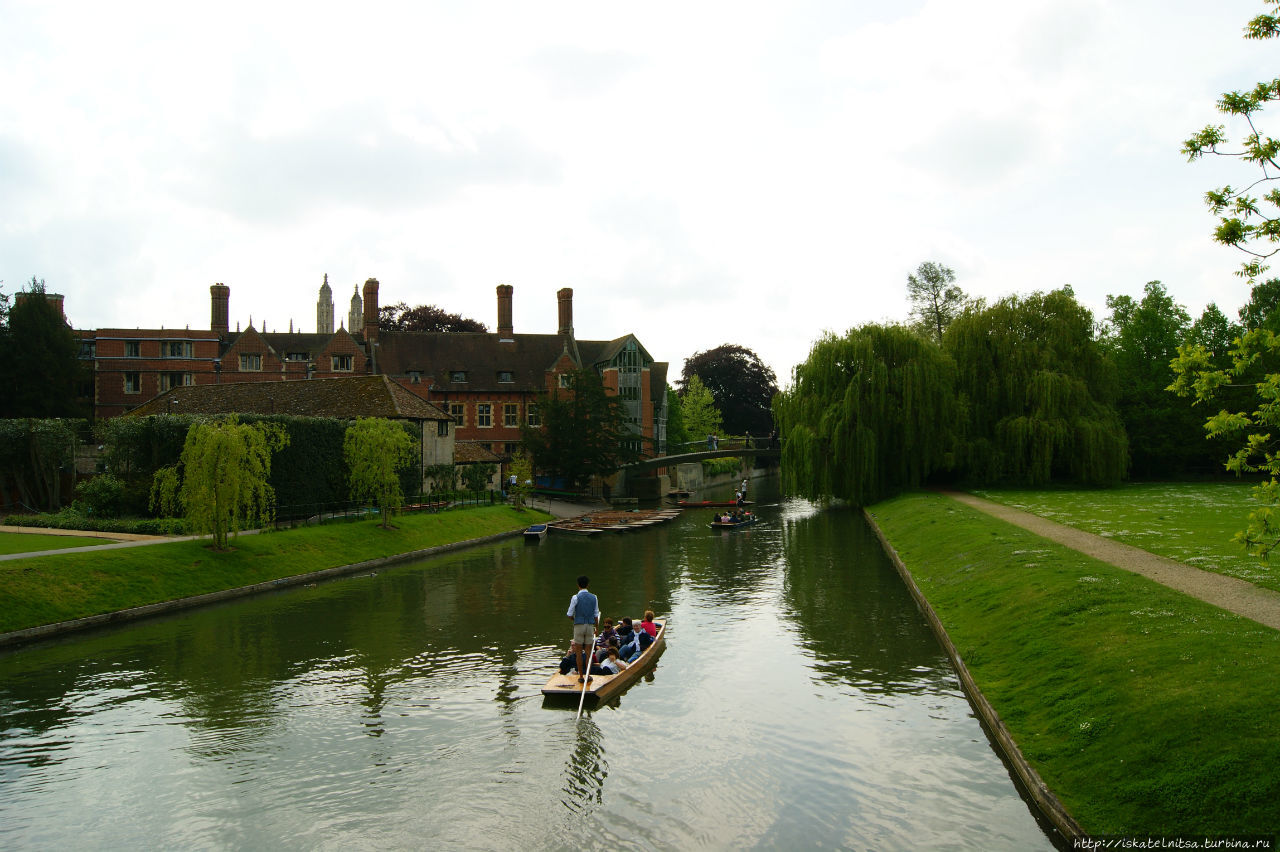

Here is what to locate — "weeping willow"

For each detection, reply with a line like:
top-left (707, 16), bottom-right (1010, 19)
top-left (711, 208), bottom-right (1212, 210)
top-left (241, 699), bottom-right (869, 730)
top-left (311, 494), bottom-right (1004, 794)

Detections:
top-left (944, 288), bottom-right (1127, 486)
top-left (773, 324), bottom-right (956, 505)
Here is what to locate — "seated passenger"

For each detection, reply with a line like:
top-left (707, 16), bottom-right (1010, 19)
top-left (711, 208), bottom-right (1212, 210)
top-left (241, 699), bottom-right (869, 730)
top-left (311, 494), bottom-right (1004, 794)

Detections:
top-left (615, 618), bottom-right (636, 646)
top-left (626, 627), bottom-right (654, 663)
top-left (600, 647), bottom-right (630, 675)
top-left (639, 611), bottom-right (658, 638)
top-left (597, 617), bottom-right (617, 648)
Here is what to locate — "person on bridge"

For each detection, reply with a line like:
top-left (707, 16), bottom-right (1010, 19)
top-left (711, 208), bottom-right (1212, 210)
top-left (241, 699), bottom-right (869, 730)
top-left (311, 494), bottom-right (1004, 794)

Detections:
top-left (566, 575), bottom-right (599, 683)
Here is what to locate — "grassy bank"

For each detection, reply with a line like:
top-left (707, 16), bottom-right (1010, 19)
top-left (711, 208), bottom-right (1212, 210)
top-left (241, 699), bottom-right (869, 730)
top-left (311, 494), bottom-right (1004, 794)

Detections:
top-left (972, 482), bottom-right (1280, 592)
top-left (868, 492), bottom-right (1280, 834)
top-left (0, 531), bottom-right (118, 555)
top-left (0, 505), bottom-right (552, 634)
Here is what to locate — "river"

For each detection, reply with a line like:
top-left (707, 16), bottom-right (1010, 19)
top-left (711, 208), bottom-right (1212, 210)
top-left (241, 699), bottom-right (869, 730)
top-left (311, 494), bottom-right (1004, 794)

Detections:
top-left (0, 479), bottom-right (1055, 849)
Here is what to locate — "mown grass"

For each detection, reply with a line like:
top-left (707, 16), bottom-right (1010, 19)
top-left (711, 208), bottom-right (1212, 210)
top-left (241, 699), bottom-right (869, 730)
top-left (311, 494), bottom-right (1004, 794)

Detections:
top-left (0, 531), bottom-right (118, 555)
top-left (868, 491), bottom-right (1280, 835)
top-left (972, 482), bottom-right (1280, 592)
top-left (0, 505), bottom-right (552, 634)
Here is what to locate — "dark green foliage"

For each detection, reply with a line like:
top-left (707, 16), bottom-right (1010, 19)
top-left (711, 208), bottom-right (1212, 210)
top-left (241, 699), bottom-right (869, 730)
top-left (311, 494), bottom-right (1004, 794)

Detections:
top-left (461, 462), bottom-right (496, 492)
top-left (520, 368), bottom-right (642, 488)
top-left (4, 510), bottom-right (186, 536)
top-left (679, 343), bottom-right (779, 436)
top-left (379, 302), bottom-right (488, 332)
top-left (773, 324), bottom-right (957, 505)
top-left (72, 472), bottom-right (126, 518)
top-left (1101, 282), bottom-right (1213, 478)
top-left (0, 418), bottom-right (83, 511)
top-left (0, 278), bottom-right (85, 418)
top-left (1238, 277), bottom-right (1280, 331)
top-left (945, 288), bottom-right (1127, 486)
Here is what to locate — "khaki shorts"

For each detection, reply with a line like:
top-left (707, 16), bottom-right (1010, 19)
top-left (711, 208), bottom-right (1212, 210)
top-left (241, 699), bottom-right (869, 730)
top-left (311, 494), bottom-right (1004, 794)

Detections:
top-left (572, 623), bottom-right (595, 646)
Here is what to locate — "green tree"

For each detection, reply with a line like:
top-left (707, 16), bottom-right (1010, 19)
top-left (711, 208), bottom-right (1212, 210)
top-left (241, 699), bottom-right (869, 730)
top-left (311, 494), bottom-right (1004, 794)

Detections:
top-left (679, 343), bottom-right (779, 436)
top-left (680, 375), bottom-right (723, 441)
top-left (1183, 1), bottom-right (1280, 282)
top-left (907, 261), bottom-right (966, 345)
top-left (946, 288), bottom-right (1127, 486)
top-left (151, 416), bottom-right (289, 550)
top-left (0, 280), bottom-right (9, 328)
top-left (0, 277), bottom-right (85, 418)
top-left (508, 453), bottom-right (534, 509)
top-left (1101, 282), bottom-right (1207, 478)
top-left (772, 324), bottom-right (956, 505)
top-left (664, 387), bottom-right (691, 452)
top-left (520, 368), bottom-right (641, 489)
top-left (461, 462), bottom-right (496, 492)
top-left (344, 417), bottom-right (416, 528)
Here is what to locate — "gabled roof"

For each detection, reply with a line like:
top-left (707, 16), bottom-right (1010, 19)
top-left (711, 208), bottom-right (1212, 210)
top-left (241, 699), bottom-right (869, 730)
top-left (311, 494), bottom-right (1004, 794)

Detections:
top-left (127, 375), bottom-right (451, 420)
top-left (260, 332), bottom-right (334, 357)
top-left (453, 442), bottom-right (505, 463)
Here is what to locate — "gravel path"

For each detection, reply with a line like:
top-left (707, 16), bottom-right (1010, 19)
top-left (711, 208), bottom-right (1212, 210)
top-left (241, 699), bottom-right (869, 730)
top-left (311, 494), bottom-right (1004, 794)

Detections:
top-left (944, 491), bottom-right (1280, 632)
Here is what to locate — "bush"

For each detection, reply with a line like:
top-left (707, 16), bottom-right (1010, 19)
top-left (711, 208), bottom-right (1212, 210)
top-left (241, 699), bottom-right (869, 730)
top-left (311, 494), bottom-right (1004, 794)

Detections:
top-left (73, 473), bottom-right (126, 518)
top-left (4, 510), bottom-right (187, 536)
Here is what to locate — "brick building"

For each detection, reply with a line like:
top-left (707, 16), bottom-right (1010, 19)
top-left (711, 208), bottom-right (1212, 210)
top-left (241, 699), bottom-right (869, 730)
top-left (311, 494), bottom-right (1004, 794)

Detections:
top-left (79, 277), bottom-right (669, 463)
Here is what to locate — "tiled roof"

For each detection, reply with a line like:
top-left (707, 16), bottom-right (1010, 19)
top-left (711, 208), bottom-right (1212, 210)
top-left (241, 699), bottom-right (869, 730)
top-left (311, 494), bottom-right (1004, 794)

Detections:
top-left (453, 441), bottom-right (504, 463)
top-left (127, 375), bottom-right (452, 420)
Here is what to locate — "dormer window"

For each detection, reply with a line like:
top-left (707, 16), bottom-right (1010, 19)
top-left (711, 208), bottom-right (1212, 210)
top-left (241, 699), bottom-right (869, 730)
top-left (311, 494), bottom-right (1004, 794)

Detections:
top-left (497, 370), bottom-right (513, 383)
top-left (332, 354), bottom-right (353, 372)
top-left (450, 370), bottom-right (467, 383)
top-left (240, 354), bottom-right (262, 371)
top-left (558, 373), bottom-right (573, 389)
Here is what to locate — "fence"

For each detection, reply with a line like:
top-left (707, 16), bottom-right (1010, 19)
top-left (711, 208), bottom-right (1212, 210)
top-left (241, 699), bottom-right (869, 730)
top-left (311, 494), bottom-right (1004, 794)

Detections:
top-left (272, 490), bottom-right (499, 529)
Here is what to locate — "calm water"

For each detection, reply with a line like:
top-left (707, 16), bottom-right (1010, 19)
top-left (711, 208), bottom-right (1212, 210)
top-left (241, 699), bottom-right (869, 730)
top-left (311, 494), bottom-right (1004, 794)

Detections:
top-left (0, 481), bottom-right (1055, 850)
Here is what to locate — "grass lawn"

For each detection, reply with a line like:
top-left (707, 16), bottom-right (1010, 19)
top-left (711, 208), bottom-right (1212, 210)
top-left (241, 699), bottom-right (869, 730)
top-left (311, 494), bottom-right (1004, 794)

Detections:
top-left (868, 492), bottom-right (1280, 835)
top-left (971, 482), bottom-right (1280, 592)
top-left (0, 505), bottom-right (552, 635)
top-left (0, 531), bottom-right (118, 555)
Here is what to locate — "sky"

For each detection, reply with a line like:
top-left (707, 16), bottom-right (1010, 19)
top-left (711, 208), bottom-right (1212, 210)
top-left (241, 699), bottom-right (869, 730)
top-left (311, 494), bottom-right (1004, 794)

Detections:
top-left (1, 0), bottom-right (1274, 386)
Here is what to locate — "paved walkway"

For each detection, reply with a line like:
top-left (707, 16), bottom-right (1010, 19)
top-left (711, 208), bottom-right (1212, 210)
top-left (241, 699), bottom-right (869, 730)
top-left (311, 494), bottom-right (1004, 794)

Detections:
top-left (944, 491), bottom-right (1280, 631)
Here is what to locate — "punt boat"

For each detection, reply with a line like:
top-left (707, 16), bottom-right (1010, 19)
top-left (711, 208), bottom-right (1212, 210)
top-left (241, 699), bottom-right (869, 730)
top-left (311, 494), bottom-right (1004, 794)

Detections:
top-left (523, 523), bottom-right (548, 542)
top-left (541, 618), bottom-right (668, 703)
top-left (709, 515), bottom-right (758, 530)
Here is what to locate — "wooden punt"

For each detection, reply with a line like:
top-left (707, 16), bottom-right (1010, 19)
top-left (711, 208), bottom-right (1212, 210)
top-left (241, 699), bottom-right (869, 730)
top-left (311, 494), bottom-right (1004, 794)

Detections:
top-left (541, 618), bottom-right (667, 703)
top-left (679, 500), bottom-right (755, 508)
top-left (549, 521), bottom-right (604, 536)
top-left (709, 515), bottom-right (758, 530)
top-left (523, 523), bottom-right (548, 542)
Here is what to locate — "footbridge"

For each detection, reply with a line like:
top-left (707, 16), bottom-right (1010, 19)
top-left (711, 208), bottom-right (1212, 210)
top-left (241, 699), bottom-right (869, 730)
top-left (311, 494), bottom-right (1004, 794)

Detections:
top-left (621, 443), bottom-right (781, 475)
top-left (614, 440), bottom-right (781, 498)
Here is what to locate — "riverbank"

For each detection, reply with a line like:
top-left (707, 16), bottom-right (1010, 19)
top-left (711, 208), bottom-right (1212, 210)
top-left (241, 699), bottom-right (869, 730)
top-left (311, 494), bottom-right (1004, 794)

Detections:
top-left (866, 491), bottom-right (1280, 835)
top-left (0, 505), bottom-right (555, 645)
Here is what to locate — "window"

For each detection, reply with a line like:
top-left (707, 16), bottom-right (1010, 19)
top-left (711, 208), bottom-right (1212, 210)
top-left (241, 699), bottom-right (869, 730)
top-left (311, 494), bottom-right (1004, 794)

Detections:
top-left (450, 403), bottom-right (465, 426)
top-left (497, 371), bottom-right (513, 383)
top-left (526, 403), bottom-right (539, 427)
top-left (124, 372), bottom-right (141, 394)
top-left (79, 341), bottom-right (96, 360)
top-left (160, 372), bottom-right (192, 391)
top-left (331, 354), bottom-right (353, 371)
top-left (558, 373), bottom-right (572, 388)
top-left (437, 420), bottom-right (450, 436)
top-left (240, 353), bottom-right (262, 371)
top-left (503, 403), bottom-right (519, 427)
top-left (125, 340), bottom-right (141, 358)
top-left (408, 370), bottom-right (421, 384)
top-left (165, 341), bottom-right (193, 358)
top-left (450, 370), bottom-right (467, 383)
top-left (477, 403), bottom-right (492, 427)
top-left (286, 352), bottom-right (309, 362)
top-left (504, 442), bottom-right (519, 456)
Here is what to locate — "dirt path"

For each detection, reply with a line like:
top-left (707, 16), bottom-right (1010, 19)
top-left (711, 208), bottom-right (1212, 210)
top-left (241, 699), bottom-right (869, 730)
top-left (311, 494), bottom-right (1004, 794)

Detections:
top-left (943, 491), bottom-right (1280, 632)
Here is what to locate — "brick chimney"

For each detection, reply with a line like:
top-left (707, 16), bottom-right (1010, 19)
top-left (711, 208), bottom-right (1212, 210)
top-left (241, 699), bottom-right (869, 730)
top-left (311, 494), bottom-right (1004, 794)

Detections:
top-left (210, 283), bottom-right (230, 334)
top-left (362, 277), bottom-right (380, 343)
top-left (496, 284), bottom-right (513, 339)
top-left (557, 287), bottom-right (574, 337)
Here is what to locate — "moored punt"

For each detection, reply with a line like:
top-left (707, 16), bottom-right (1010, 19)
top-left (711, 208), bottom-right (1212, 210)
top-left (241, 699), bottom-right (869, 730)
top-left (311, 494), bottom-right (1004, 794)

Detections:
top-left (678, 500), bottom-right (755, 508)
top-left (523, 523), bottom-right (548, 542)
top-left (549, 521), bottom-right (604, 536)
top-left (542, 618), bottom-right (667, 703)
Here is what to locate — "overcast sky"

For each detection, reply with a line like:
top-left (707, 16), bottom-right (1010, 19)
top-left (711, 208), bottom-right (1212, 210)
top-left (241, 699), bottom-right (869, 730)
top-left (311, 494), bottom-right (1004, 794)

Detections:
top-left (1, 0), bottom-right (1272, 385)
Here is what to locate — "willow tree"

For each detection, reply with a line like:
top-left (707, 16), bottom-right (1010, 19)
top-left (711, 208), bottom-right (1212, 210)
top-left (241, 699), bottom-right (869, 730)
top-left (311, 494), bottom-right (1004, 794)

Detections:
top-left (151, 416), bottom-right (289, 550)
top-left (773, 324), bottom-right (956, 505)
top-left (945, 288), bottom-right (1127, 486)
top-left (344, 417), bottom-right (416, 529)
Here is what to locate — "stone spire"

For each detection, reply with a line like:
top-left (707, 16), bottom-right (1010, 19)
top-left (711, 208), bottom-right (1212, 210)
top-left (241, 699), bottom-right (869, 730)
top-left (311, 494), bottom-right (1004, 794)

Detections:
top-left (348, 285), bottom-right (363, 333)
top-left (317, 273), bottom-right (334, 334)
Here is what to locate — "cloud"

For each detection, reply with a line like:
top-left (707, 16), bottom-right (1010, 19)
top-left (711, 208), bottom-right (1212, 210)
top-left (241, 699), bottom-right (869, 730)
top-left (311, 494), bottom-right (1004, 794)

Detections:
top-left (525, 47), bottom-right (645, 97)
top-left (178, 109), bottom-right (562, 221)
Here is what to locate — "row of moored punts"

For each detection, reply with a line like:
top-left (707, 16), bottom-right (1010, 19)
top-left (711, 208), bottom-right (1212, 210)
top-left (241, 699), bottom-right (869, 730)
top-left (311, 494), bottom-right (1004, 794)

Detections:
top-left (526, 508), bottom-right (683, 540)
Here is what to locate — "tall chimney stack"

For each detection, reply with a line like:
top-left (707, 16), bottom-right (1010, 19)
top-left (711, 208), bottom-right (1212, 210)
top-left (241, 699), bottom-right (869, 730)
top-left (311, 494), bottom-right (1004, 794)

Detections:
top-left (496, 284), bottom-right (514, 339)
top-left (557, 288), bottom-right (574, 337)
top-left (210, 283), bottom-right (230, 334)
top-left (362, 278), bottom-right (380, 343)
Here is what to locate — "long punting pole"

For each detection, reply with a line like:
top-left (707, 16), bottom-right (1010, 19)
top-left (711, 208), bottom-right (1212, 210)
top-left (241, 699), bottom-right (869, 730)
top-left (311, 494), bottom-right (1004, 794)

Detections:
top-left (576, 633), bottom-right (599, 720)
